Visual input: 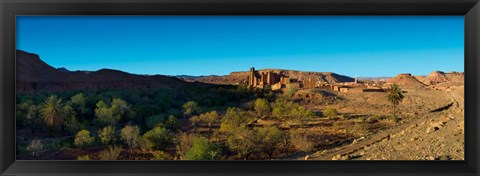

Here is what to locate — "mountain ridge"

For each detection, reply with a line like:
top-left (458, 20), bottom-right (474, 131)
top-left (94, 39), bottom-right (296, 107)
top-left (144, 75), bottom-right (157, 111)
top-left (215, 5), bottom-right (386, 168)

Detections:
top-left (16, 50), bottom-right (190, 93)
top-left (16, 50), bottom-right (464, 92)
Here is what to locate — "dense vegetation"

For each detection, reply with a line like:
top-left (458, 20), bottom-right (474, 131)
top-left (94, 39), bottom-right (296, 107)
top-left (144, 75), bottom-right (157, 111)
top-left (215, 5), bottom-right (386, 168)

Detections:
top-left (16, 84), bottom-right (395, 160)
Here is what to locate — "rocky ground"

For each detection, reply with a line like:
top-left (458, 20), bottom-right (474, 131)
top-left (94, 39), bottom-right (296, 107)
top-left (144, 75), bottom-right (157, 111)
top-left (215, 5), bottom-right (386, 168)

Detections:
top-left (303, 85), bottom-right (464, 160)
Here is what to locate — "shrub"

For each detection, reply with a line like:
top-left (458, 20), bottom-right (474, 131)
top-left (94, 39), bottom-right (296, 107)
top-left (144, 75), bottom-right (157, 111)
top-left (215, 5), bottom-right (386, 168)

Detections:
top-left (98, 126), bottom-right (116, 145)
top-left (225, 127), bottom-right (256, 160)
top-left (192, 111), bottom-right (220, 128)
top-left (95, 100), bottom-right (116, 126)
top-left (378, 116), bottom-right (398, 127)
top-left (98, 145), bottom-right (122, 160)
top-left (62, 104), bottom-right (79, 134)
top-left (176, 133), bottom-right (198, 158)
top-left (189, 115), bottom-right (201, 127)
top-left (254, 98), bottom-right (271, 118)
top-left (366, 115), bottom-right (384, 123)
top-left (290, 130), bottom-right (315, 154)
top-left (111, 98), bottom-right (136, 120)
top-left (219, 107), bottom-right (255, 133)
top-left (349, 122), bottom-right (370, 137)
top-left (271, 98), bottom-right (313, 122)
top-left (289, 106), bottom-right (314, 126)
top-left (285, 87), bottom-right (297, 97)
top-left (95, 98), bottom-right (136, 126)
top-left (184, 137), bottom-right (222, 160)
top-left (27, 139), bottom-right (43, 156)
top-left (165, 115), bottom-right (181, 130)
top-left (182, 101), bottom-right (201, 117)
top-left (69, 93), bottom-right (91, 119)
top-left (323, 108), bottom-right (338, 118)
top-left (254, 126), bottom-right (284, 159)
top-left (74, 130), bottom-right (95, 148)
top-left (120, 125), bottom-right (141, 149)
top-left (151, 151), bottom-right (172, 160)
top-left (77, 155), bottom-right (91, 160)
top-left (142, 126), bottom-right (173, 151)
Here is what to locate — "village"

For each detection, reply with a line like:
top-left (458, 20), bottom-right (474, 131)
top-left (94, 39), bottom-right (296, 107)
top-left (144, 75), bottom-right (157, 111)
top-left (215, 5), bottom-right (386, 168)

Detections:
top-left (244, 67), bottom-right (386, 93)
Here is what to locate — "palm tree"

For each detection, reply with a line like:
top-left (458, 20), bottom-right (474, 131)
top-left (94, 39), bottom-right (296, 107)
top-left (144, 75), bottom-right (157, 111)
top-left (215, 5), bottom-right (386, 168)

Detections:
top-left (387, 84), bottom-right (405, 118)
top-left (40, 95), bottom-right (66, 129)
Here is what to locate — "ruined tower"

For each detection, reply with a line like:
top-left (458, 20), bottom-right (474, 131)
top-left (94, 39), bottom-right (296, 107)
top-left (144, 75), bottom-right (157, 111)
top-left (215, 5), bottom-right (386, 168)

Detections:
top-left (249, 67), bottom-right (255, 87)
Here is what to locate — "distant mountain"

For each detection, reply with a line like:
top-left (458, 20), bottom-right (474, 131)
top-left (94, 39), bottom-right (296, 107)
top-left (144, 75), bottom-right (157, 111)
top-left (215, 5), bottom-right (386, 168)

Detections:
top-left (16, 50), bottom-right (190, 93)
top-left (187, 68), bottom-right (355, 85)
top-left (175, 75), bottom-right (220, 82)
top-left (387, 71), bottom-right (464, 89)
top-left (57, 67), bottom-right (70, 72)
top-left (420, 71), bottom-right (464, 86)
top-left (358, 77), bottom-right (392, 82)
top-left (18, 50), bottom-right (462, 93)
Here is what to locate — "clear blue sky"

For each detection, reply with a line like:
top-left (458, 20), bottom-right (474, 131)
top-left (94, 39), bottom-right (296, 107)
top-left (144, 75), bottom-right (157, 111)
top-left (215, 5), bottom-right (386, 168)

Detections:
top-left (16, 16), bottom-right (464, 77)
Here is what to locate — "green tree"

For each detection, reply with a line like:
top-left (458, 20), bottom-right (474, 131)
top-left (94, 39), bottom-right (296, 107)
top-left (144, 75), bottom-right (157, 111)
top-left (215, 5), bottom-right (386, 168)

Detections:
top-left (387, 84), bottom-right (405, 118)
top-left (196, 111), bottom-right (220, 129)
top-left (184, 137), bottom-right (222, 160)
top-left (254, 126), bottom-right (284, 159)
top-left (74, 130), bottom-right (95, 148)
top-left (289, 106), bottom-right (314, 126)
top-left (40, 95), bottom-right (67, 130)
top-left (111, 98), bottom-right (136, 120)
top-left (254, 98), bottom-right (271, 118)
top-left (17, 101), bottom-right (42, 135)
top-left (69, 93), bottom-right (90, 119)
top-left (95, 100), bottom-right (116, 126)
top-left (63, 105), bottom-right (79, 135)
top-left (142, 126), bottom-right (173, 151)
top-left (182, 101), bottom-right (201, 117)
top-left (225, 127), bottom-right (255, 160)
top-left (98, 126), bottom-right (116, 145)
top-left (120, 125), bottom-right (141, 149)
top-left (219, 107), bottom-right (255, 133)
top-left (271, 98), bottom-right (295, 120)
top-left (95, 98), bottom-right (136, 126)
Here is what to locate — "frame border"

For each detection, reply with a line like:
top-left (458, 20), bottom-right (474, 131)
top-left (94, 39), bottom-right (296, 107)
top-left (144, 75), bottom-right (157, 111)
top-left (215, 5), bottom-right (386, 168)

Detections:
top-left (1, 0), bottom-right (479, 176)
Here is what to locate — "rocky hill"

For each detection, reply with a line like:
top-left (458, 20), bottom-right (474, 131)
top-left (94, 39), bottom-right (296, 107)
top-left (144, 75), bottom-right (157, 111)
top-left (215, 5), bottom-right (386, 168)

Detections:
top-left (183, 69), bottom-right (354, 85)
top-left (387, 71), bottom-right (464, 89)
top-left (420, 71), bottom-right (464, 86)
top-left (16, 50), bottom-right (190, 93)
top-left (386, 73), bottom-right (427, 89)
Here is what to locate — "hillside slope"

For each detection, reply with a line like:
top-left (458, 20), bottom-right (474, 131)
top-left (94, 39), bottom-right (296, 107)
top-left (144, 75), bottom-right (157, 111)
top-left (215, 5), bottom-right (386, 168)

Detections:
top-left (16, 50), bottom-right (190, 93)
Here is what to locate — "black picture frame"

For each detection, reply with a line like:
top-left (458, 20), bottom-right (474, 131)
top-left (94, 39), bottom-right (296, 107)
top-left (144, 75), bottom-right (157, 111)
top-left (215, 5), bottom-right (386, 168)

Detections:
top-left (1, 0), bottom-right (479, 176)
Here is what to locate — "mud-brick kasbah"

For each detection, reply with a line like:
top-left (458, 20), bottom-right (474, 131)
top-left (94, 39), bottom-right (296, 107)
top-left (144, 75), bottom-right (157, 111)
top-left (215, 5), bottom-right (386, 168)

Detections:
top-left (243, 67), bottom-right (384, 93)
top-left (244, 67), bottom-right (315, 90)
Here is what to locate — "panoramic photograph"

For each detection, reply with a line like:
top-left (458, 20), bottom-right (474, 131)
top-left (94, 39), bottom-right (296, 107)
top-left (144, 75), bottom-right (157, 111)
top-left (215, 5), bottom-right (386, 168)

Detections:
top-left (15, 16), bottom-right (464, 160)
